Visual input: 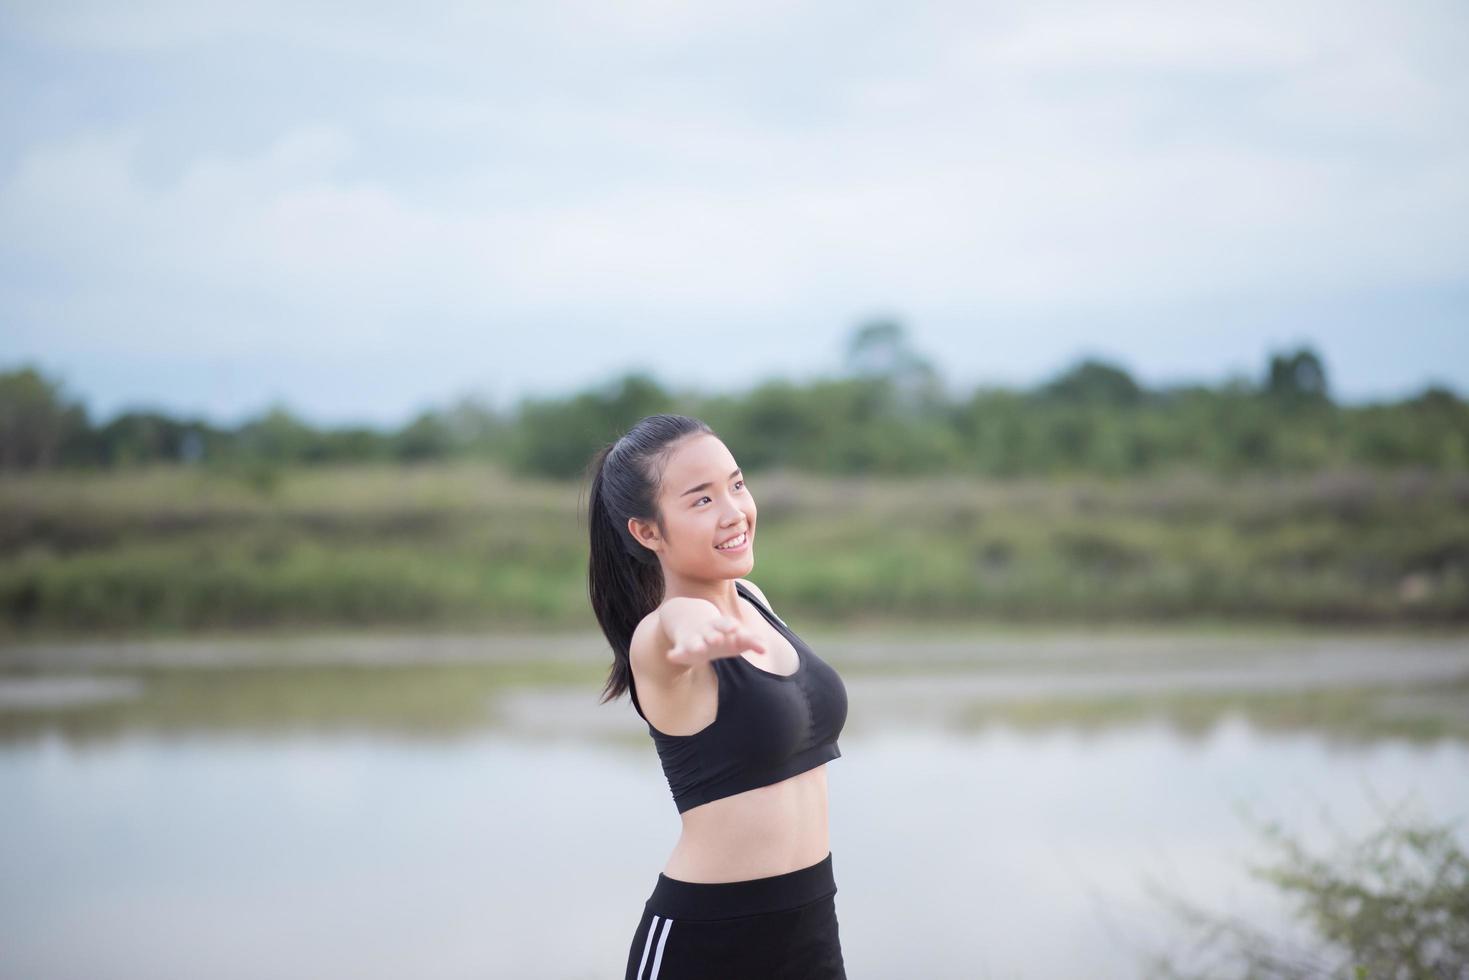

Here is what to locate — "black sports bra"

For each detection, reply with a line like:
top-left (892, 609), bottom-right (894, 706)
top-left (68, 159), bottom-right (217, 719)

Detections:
top-left (627, 581), bottom-right (848, 813)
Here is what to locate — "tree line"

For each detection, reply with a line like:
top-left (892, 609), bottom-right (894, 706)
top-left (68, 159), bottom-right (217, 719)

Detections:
top-left (2, 321), bottom-right (1465, 478)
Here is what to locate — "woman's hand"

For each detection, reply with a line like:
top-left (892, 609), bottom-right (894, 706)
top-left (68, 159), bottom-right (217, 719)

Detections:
top-left (668, 616), bottom-right (768, 666)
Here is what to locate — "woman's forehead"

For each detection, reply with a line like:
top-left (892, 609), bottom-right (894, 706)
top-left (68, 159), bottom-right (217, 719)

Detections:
top-left (662, 436), bottom-right (735, 483)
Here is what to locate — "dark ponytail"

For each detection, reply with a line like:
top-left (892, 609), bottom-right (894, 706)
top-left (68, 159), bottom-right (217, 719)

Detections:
top-left (584, 413), bottom-right (716, 707)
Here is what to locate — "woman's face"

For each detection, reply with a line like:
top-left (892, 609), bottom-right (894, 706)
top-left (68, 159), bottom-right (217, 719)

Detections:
top-left (630, 432), bottom-right (756, 579)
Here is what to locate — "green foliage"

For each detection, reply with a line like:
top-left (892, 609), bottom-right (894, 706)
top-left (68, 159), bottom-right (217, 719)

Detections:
top-left (235, 404), bottom-right (323, 462)
top-left (96, 411), bottom-right (202, 466)
top-left (1038, 356), bottom-right (1146, 408)
top-left (394, 410), bottom-right (456, 462)
top-left (508, 372), bottom-right (672, 479)
top-left (1267, 347), bottom-right (1331, 407)
top-left (0, 365), bottom-right (91, 468)
top-left (1, 462), bottom-right (1464, 636)
top-left (391, 394), bottom-right (511, 463)
top-left (1142, 801), bottom-right (1469, 979)
top-left (2, 330), bottom-right (1466, 478)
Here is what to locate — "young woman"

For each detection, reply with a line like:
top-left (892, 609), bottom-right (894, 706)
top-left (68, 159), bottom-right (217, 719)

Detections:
top-left (585, 414), bottom-right (849, 979)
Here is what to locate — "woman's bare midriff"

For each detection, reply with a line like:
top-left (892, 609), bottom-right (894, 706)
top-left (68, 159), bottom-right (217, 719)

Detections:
top-left (638, 596), bottom-right (830, 884)
top-left (662, 764), bottom-right (831, 883)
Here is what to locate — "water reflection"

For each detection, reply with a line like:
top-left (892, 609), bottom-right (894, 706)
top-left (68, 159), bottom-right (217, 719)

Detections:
top-left (1, 632), bottom-right (1467, 978)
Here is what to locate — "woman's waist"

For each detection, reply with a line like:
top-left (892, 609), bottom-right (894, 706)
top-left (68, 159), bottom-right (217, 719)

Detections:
top-left (666, 818), bottom-right (830, 874)
top-left (658, 834), bottom-right (840, 910)
top-left (648, 849), bottom-right (837, 920)
top-left (666, 807), bottom-right (829, 882)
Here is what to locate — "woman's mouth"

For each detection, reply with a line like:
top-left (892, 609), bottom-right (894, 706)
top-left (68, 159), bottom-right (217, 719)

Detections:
top-left (714, 530), bottom-right (750, 554)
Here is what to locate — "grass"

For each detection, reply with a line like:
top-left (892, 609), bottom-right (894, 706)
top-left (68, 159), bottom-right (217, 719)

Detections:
top-left (2, 461), bottom-right (1466, 640)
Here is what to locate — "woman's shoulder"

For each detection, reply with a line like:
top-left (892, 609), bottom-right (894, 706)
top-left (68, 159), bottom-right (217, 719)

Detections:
top-left (735, 578), bottom-right (778, 618)
top-left (628, 602), bottom-right (690, 688)
top-left (628, 604), bottom-right (666, 666)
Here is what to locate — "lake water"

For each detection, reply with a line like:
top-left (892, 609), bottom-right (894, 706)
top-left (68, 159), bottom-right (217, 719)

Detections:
top-left (2, 630), bottom-right (1467, 979)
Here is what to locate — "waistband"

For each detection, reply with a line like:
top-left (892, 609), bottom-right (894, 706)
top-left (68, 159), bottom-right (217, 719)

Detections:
top-left (645, 851), bottom-right (836, 921)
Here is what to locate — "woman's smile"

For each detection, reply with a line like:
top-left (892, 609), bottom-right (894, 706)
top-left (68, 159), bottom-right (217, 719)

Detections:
top-left (714, 528), bottom-right (751, 553)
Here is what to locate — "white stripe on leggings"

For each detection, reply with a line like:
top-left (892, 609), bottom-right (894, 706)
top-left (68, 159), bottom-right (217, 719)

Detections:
top-left (636, 914), bottom-right (674, 979)
top-left (650, 915), bottom-right (672, 978)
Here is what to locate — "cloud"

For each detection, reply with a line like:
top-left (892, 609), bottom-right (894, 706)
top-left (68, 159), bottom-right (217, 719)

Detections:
top-left (2, 0), bottom-right (1466, 419)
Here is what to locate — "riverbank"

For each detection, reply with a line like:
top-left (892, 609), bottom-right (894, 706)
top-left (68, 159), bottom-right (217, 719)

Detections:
top-left (2, 462), bottom-right (1466, 637)
top-left (4, 627), bottom-right (1467, 745)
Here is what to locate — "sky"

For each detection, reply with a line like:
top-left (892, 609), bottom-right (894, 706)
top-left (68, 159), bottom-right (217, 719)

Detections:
top-left (2, 0), bottom-right (1466, 427)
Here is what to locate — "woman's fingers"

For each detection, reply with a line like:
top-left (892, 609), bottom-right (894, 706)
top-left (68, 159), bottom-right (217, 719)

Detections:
top-left (670, 622), bottom-right (770, 664)
top-left (741, 630), bottom-right (768, 655)
top-left (669, 636), bottom-right (706, 665)
top-left (711, 627), bottom-right (767, 658)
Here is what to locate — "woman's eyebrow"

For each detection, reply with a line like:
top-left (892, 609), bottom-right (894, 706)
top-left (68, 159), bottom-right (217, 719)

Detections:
top-left (679, 468), bottom-right (742, 497)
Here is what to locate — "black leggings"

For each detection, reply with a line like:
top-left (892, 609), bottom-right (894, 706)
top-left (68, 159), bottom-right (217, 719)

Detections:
top-left (624, 850), bottom-right (847, 980)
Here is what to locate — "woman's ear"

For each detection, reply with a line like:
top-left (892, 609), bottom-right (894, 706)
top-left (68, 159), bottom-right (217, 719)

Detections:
top-left (627, 516), bottom-right (660, 554)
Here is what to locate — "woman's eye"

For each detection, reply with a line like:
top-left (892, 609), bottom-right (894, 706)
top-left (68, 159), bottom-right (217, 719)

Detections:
top-left (695, 481), bottom-right (744, 505)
